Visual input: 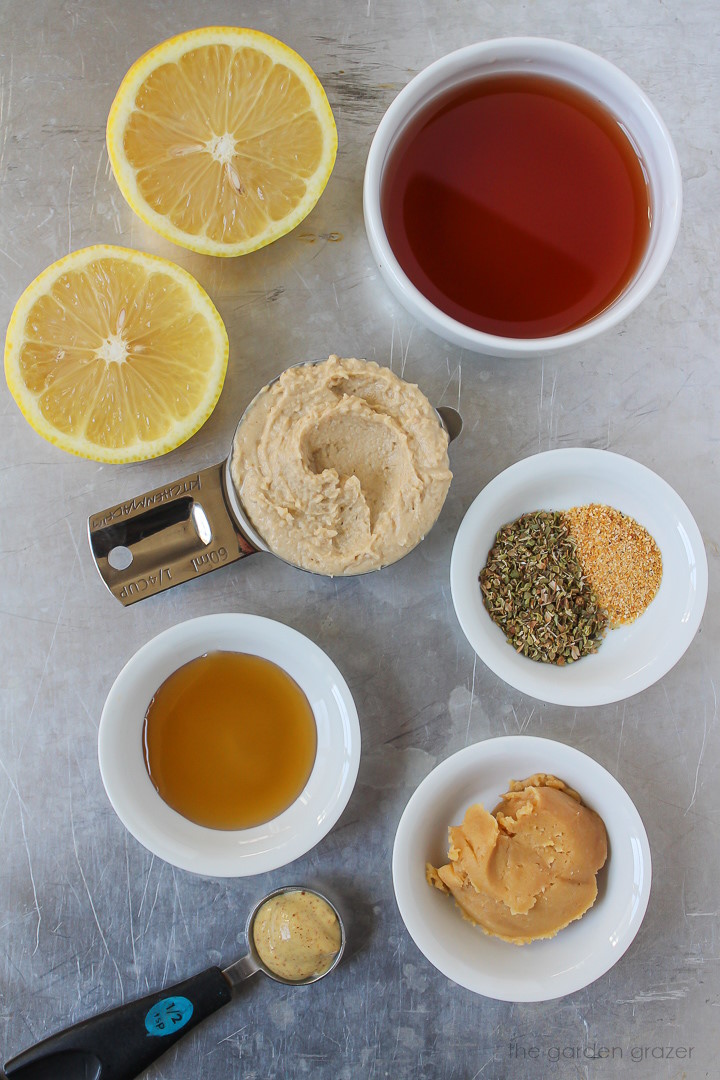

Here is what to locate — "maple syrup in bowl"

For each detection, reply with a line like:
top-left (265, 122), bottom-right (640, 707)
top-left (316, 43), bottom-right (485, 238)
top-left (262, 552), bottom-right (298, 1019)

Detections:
top-left (98, 614), bottom-right (361, 877)
top-left (143, 652), bottom-right (317, 830)
top-left (363, 38), bottom-right (682, 357)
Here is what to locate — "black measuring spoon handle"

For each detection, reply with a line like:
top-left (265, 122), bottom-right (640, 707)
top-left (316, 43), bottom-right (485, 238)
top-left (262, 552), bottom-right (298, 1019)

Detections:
top-left (4, 966), bottom-right (232, 1080)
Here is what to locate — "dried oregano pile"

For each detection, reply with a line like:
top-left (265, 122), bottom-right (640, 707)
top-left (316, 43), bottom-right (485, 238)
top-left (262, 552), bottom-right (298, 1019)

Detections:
top-left (480, 511), bottom-right (608, 665)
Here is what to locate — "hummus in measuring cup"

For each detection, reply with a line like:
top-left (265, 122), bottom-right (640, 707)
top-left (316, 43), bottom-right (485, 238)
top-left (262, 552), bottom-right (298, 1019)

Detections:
top-left (231, 355), bottom-right (452, 575)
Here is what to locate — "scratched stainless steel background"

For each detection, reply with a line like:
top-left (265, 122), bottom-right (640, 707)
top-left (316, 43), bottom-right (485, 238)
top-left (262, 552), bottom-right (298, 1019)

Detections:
top-left (0, 2), bottom-right (718, 1078)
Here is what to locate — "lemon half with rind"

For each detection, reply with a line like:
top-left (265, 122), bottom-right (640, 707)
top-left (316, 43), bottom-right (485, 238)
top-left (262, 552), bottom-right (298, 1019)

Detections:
top-left (106, 27), bottom-right (338, 257)
top-left (4, 245), bottom-right (229, 463)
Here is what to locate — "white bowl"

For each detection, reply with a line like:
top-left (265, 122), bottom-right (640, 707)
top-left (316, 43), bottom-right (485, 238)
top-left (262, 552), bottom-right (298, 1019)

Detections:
top-left (450, 449), bottom-right (707, 706)
top-left (363, 37), bottom-right (682, 357)
top-left (98, 614), bottom-right (360, 877)
top-left (393, 736), bottom-right (652, 1001)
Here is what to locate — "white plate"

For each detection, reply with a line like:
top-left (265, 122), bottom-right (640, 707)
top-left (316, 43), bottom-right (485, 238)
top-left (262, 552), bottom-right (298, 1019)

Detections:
top-left (451, 448), bottom-right (707, 706)
top-left (393, 736), bottom-right (651, 1001)
top-left (98, 614), bottom-right (360, 877)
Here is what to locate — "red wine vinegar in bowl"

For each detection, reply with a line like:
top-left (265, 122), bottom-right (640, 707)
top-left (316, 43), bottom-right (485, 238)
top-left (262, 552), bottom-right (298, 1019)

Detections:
top-left (363, 38), bottom-right (681, 357)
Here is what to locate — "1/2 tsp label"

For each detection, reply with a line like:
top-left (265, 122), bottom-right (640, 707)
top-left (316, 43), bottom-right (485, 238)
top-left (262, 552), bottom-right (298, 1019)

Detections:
top-left (145, 996), bottom-right (194, 1037)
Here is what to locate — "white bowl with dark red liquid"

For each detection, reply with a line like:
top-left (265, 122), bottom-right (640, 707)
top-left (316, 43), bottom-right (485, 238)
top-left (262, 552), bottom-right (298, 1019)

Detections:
top-left (363, 38), bottom-right (682, 357)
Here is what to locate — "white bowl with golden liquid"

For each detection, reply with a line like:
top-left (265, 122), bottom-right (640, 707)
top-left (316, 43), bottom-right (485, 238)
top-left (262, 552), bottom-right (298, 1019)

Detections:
top-left (98, 614), bottom-right (360, 877)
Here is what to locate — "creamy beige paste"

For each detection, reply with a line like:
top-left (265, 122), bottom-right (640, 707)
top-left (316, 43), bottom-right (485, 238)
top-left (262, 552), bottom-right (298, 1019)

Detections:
top-left (252, 890), bottom-right (342, 981)
top-left (426, 774), bottom-right (608, 944)
top-left (231, 355), bottom-right (452, 575)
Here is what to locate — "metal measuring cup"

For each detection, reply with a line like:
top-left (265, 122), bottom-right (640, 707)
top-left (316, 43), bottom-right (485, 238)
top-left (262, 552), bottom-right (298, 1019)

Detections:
top-left (87, 361), bottom-right (463, 606)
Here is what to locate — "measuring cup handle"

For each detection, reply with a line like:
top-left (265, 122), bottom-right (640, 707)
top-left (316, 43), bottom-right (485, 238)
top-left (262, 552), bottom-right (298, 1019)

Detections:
top-left (87, 463), bottom-right (257, 606)
top-left (4, 967), bottom-right (233, 1080)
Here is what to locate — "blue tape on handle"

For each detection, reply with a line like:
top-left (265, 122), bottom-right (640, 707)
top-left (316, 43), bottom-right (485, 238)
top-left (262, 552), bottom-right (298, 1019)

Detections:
top-left (144, 996), bottom-right (194, 1037)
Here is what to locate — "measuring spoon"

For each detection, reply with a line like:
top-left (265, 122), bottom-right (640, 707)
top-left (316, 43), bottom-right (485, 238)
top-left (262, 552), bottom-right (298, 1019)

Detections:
top-left (4, 886), bottom-right (344, 1080)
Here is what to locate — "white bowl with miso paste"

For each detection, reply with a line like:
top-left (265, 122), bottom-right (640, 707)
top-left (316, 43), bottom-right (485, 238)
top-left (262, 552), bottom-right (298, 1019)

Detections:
top-left (363, 38), bottom-right (682, 356)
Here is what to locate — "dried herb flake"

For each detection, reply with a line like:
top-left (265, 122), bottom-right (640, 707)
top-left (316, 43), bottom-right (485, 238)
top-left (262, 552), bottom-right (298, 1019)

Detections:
top-left (479, 511), bottom-right (608, 665)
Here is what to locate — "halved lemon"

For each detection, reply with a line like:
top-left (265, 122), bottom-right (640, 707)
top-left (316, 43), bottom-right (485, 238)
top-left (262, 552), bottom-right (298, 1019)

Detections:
top-left (5, 245), bottom-right (228, 463)
top-left (106, 27), bottom-right (338, 257)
